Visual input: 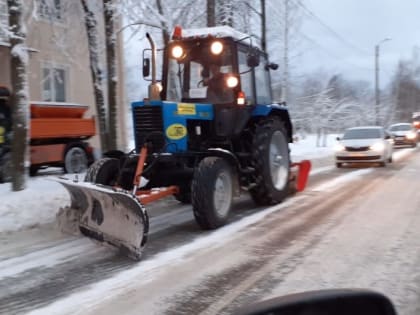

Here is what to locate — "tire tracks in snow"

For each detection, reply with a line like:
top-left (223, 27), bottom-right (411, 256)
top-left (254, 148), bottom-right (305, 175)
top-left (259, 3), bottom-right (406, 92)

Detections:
top-left (2, 148), bottom-right (416, 315)
top-left (163, 173), bottom-right (385, 315)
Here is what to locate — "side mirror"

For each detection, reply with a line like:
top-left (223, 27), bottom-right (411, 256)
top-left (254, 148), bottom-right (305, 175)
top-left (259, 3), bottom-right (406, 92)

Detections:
top-left (233, 289), bottom-right (397, 315)
top-left (143, 58), bottom-right (150, 77)
top-left (201, 67), bottom-right (209, 78)
top-left (336, 137), bottom-right (341, 141)
top-left (385, 135), bottom-right (391, 140)
top-left (247, 54), bottom-right (260, 68)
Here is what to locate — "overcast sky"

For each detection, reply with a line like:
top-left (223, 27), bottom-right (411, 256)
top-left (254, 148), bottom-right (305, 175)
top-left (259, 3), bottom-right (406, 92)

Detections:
top-left (297, 0), bottom-right (420, 87)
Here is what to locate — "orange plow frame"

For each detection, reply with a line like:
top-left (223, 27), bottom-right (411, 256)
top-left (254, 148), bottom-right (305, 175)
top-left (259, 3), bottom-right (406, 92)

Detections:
top-left (290, 160), bottom-right (312, 192)
top-left (126, 147), bottom-right (311, 205)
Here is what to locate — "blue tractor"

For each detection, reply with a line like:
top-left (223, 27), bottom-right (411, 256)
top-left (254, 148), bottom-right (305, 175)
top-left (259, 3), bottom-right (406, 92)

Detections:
top-left (56, 26), bottom-right (310, 260)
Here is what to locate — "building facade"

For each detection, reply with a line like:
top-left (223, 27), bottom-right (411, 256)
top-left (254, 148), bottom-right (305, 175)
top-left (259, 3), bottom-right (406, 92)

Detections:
top-left (0, 0), bottom-right (127, 150)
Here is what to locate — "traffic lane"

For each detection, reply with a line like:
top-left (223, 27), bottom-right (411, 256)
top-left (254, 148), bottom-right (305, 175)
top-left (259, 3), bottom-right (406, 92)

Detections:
top-left (2, 148), bottom-right (417, 315)
top-left (262, 150), bottom-right (420, 315)
top-left (52, 149), bottom-right (417, 315)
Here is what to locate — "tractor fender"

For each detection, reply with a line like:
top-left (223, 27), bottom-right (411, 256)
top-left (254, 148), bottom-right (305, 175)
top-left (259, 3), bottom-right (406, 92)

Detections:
top-left (103, 149), bottom-right (126, 160)
top-left (205, 148), bottom-right (241, 196)
top-left (251, 104), bottom-right (293, 143)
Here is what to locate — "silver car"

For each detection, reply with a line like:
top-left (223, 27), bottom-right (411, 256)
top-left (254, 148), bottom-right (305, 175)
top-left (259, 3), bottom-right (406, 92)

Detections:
top-left (335, 126), bottom-right (393, 168)
top-left (388, 123), bottom-right (417, 147)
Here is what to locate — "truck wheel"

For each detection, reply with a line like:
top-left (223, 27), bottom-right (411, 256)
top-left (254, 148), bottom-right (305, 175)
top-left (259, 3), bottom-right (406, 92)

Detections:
top-left (249, 118), bottom-right (290, 205)
top-left (84, 158), bottom-right (120, 186)
top-left (64, 146), bottom-right (88, 174)
top-left (192, 157), bottom-right (233, 229)
top-left (29, 165), bottom-right (39, 176)
top-left (0, 152), bottom-right (11, 183)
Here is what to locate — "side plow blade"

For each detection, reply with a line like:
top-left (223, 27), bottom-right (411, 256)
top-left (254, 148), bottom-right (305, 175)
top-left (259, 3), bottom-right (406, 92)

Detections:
top-left (54, 178), bottom-right (149, 260)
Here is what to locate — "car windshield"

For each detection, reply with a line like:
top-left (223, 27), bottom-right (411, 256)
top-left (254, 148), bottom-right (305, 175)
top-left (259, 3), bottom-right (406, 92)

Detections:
top-left (389, 124), bottom-right (411, 131)
top-left (342, 128), bottom-right (381, 139)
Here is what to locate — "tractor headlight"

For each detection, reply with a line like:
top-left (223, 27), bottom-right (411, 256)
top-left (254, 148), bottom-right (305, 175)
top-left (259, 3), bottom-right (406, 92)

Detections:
top-left (171, 45), bottom-right (184, 59)
top-left (226, 76), bottom-right (238, 88)
top-left (370, 142), bottom-right (385, 151)
top-left (406, 131), bottom-right (416, 139)
top-left (210, 41), bottom-right (223, 55)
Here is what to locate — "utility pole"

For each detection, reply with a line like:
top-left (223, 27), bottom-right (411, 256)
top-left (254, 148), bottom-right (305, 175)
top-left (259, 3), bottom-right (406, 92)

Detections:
top-left (281, 0), bottom-right (289, 103)
top-left (374, 38), bottom-right (391, 126)
top-left (261, 0), bottom-right (266, 52)
top-left (375, 44), bottom-right (379, 125)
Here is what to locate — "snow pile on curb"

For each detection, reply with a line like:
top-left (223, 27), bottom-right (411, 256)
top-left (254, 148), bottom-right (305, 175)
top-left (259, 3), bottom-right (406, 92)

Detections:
top-left (0, 176), bottom-right (70, 233)
top-left (290, 134), bottom-right (337, 160)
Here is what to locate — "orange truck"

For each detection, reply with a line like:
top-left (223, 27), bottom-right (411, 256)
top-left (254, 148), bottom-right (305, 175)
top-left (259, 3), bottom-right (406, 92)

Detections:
top-left (0, 86), bottom-right (96, 182)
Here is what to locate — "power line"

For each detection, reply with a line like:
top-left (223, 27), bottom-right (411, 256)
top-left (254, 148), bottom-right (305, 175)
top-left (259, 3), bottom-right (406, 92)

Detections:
top-left (292, 0), bottom-right (372, 57)
top-left (299, 31), bottom-right (374, 72)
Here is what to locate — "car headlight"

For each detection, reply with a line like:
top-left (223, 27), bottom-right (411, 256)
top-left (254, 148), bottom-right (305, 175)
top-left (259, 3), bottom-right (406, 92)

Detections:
top-left (370, 142), bottom-right (385, 151)
top-left (334, 144), bottom-right (345, 152)
top-left (406, 132), bottom-right (417, 139)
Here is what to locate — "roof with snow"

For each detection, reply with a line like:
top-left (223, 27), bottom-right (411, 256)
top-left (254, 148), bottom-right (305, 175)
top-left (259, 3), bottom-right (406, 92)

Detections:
top-left (178, 26), bottom-right (260, 48)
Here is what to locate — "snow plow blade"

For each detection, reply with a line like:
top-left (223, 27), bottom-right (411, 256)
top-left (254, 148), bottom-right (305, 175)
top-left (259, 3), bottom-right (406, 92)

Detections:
top-left (54, 178), bottom-right (149, 260)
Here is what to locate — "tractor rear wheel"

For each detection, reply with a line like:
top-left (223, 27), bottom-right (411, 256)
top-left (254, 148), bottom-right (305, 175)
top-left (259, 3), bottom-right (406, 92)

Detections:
top-left (249, 118), bottom-right (290, 205)
top-left (84, 158), bottom-right (120, 186)
top-left (192, 157), bottom-right (233, 229)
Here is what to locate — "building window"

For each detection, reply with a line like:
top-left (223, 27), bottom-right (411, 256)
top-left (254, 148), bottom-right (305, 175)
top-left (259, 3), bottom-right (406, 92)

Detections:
top-left (37, 0), bottom-right (62, 21)
top-left (42, 64), bottom-right (67, 102)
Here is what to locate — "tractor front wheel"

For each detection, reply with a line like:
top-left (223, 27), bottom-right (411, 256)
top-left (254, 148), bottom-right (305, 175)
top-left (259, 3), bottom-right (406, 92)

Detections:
top-left (84, 158), bottom-right (120, 186)
top-left (192, 157), bottom-right (233, 229)
top-left (249, 118), bottom-right (290, 205)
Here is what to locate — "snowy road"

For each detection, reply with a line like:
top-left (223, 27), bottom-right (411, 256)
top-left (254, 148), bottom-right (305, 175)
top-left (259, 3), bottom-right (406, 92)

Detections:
top-left (1, 147), bottom-right (419, 315)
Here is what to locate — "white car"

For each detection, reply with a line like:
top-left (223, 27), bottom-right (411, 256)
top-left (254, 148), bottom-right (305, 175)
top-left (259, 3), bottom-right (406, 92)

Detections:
top-left (335, 126), bottom-right (393, 168)
top-left (388, 123), bottom-right (417, 147)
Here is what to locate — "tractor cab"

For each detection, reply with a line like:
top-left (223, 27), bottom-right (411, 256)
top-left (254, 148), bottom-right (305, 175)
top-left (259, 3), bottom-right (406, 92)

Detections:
top-left (142, 26), bottom-right (280, 139)
top-left (145, 26), bottom-right (278, 108)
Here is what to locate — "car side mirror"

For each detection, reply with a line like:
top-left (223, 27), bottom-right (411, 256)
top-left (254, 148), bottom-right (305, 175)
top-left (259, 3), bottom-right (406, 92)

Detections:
top-left (143, 58), bottom-right (150, 77)
top-left (385, 135), bottom-right (391, 140)
top-left (233, 289), bottom-right (397, 315)
top-left (336, 137), bottom-right (341, 141)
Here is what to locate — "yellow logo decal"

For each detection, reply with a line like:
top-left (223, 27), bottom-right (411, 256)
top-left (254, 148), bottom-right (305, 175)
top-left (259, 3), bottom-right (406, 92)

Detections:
top-left (166, 123), bottom-right (187, 140)
top-left (177, 103), bottom-right (196, 115)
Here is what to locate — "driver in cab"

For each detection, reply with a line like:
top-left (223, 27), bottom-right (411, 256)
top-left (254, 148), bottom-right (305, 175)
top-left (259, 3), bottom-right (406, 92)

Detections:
top-left (203, 64), bottom-right (230, 102)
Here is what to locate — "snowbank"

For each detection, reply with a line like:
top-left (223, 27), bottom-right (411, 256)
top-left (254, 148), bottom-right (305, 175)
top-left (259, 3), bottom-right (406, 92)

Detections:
top-left (290, 134), bottom-right (337, 160)
top-left (0, 175), bottom-right (71, 233)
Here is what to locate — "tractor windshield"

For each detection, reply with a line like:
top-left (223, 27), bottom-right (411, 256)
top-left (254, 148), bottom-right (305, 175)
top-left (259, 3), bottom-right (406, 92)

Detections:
top-left (166, 39), bottom-right (236, 104)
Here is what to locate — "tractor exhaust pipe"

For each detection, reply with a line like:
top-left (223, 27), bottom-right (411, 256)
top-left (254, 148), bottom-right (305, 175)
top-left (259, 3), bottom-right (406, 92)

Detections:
top-left (146, 33), bottom-right (161, 100)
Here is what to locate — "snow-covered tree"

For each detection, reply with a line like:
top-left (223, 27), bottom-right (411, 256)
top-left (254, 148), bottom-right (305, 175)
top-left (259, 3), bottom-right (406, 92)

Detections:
top-left (8, 0), bottom-right (30, 191)
top-left (388, 50), bottom-right (420, 124)
top-left (104, 0), bottom-right (118, 150)
top-left (80, 0), bottom-right (108, 152)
